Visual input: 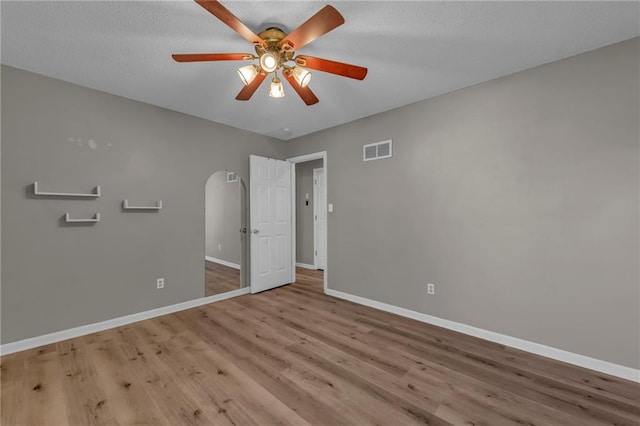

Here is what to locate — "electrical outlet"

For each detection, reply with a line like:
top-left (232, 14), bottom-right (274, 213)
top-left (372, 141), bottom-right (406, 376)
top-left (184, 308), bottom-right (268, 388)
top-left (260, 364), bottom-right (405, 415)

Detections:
top-left (156, 278), bottom-right (165, 289)
top-left (427, 283), bottom-right (435, 295)
top-left (218, 244), bottom-right (222, 251)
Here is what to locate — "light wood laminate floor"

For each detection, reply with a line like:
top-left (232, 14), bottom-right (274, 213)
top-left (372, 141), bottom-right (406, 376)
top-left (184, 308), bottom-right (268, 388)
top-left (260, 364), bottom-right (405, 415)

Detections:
top-left (205, 260), bottom-right (241, 297)
top-left (1, 268), bottom-right (639, 425)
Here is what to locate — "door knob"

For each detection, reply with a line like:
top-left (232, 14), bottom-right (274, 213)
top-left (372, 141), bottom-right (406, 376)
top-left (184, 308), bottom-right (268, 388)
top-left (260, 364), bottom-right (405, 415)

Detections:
top-left (252, 229), bottom-right (260, 234)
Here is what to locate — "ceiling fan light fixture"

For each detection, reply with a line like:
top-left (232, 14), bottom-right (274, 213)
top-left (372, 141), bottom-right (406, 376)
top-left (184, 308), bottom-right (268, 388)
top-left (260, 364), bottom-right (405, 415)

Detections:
top-left (269, 76), bottom-right (285, 98)
top-left (173, 1), bottom-right (367, 105)
top-left (237, 65), bottom-right (258, 85)
top-left (259, 52), bottom-right (279, 73)
top-left (291, 66), bottom-right (312, 87)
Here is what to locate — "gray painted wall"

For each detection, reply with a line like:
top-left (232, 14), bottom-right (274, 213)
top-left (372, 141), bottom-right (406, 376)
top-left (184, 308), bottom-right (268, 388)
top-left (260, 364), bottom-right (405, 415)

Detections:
top-left (205, 171), bottom-right (241, 265)
top-left (287, 38), bottom-right (640, 369)
top-left (2, 38), bottom-right (638, 370)
top-left (1, 65), bottom-right (286, 343)
top-left (296, 159), bottom-right (323, 266)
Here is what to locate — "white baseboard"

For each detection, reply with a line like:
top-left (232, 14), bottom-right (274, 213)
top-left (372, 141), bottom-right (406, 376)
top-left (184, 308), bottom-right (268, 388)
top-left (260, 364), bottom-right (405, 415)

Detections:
top-left (205, 256), bottom-right (240, 270)
top-left (325, 288), bottom-right (640, 383)
top-left (0, 287), bottom-right (250, 356)
top-left (295, 262), bottom-right (316, 270)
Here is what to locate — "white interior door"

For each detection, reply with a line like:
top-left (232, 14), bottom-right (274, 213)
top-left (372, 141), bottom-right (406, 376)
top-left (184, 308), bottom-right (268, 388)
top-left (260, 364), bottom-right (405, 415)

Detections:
top-left (250, 155), bottom-right (292, 293)
top-left (313, 168), bottom-right (326, 270)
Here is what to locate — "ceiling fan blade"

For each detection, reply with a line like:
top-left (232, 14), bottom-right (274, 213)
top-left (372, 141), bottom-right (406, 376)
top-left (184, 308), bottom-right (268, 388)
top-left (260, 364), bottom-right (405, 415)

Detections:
top-left (172, 53), bottom-right (253, 62)
top-left (278, 5), bottom-right (345, 51)
top-left (283, 69), bottom-right (319, 105)
top-left (295, 55), bottom-right (367, 80)
top-left (195, 0), bottom-right (265, 47)
top-left (235, 73), bottom-right (267, 101)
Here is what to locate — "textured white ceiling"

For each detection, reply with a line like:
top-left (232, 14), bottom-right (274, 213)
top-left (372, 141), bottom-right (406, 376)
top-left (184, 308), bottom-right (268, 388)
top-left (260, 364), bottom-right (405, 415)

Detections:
top-left (2, 1), bottom-right (638, 140)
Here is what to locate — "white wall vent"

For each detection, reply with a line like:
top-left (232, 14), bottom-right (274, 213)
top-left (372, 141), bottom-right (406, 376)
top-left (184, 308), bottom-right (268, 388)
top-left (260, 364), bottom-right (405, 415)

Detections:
top-left (226, 172), bottom-right (238, 183)
top-left (363, 140), bottom-right (392, 161)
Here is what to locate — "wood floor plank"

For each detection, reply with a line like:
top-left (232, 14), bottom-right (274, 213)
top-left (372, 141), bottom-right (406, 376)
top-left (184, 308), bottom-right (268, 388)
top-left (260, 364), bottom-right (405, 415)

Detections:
top-left (115, 325), bottom-right (229, 425)
top-left (365, 326), bottom-right (639, 425)
top-left (24, 346), bottom-right (68, 425)
top-left (223, 297), bottom-right (448, 413)
top-left (405, 365), bottom-right (603, 426)
top-left (174, 310), bottom-right (347, 425)
top-left (283, 342), bottom-right (451, 425)
top-left (2, 268), bottom-right (639, 425)
top-left (437, 391), bottom-right (549, 426)
top-left (361, 315), bottom-right (640, 418)
top-left (0, 352), bottom-right (25, 425)
top-left (205, 260), bottom-right (241, 296)
top-left (85, 339), bottom-right (166, 426)
top-left (218, 300), bottom-right (447, 424)
top-left (160, 314), bottom-right (311, 426)
top-left (356, 313), bottom-right (640, 411)
top-left (229, 291), bottom-right (410, 377)
top-left (174, 335), bottom-right (311, 426)
top-left (57, 340), bottom-right (118, 426)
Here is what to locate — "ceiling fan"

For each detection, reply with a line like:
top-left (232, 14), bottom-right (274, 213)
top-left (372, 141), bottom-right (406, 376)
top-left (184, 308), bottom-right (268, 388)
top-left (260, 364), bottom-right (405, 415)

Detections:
top-left (172, 0), bottom-right (368, 105)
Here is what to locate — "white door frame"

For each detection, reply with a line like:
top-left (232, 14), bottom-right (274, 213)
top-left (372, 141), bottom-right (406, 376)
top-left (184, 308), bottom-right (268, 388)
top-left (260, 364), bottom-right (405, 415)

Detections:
top-left (286, 151), bottom-right (328, 294)
top-left (313, 167), bottom-right (326, 270)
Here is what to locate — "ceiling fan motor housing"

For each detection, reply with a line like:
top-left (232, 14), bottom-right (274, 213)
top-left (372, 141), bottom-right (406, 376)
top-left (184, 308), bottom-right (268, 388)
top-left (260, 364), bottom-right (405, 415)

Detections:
top-left (255, 27), bottom-right (294, 71)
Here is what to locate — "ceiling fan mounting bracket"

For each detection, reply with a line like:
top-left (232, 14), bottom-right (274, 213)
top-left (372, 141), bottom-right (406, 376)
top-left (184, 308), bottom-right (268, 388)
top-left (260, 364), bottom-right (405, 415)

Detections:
top-left (257, 27), bottom-right (287, 46)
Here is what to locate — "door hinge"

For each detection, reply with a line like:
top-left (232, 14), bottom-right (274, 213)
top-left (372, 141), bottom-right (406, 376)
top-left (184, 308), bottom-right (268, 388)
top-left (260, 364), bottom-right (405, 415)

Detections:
top-left (315, 250), bottom-right (317, 255)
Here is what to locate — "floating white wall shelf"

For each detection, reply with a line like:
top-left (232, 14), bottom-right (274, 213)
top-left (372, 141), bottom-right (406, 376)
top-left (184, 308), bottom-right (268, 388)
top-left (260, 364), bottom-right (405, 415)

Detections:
top-left (122, 200), bottom-right (163, 210)
top-left (64, 213), bottom-right (100, 223)
top-left (34, 182), bottom-right (100, 197)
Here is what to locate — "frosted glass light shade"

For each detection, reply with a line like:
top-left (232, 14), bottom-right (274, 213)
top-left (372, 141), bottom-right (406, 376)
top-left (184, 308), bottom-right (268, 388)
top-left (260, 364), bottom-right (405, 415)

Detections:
top-left (269, 77), bottom-right (285, 98)
top-left (237, 65), bottom-right (258, 85)
top-left (292, 66), bottom-right (312, 87)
